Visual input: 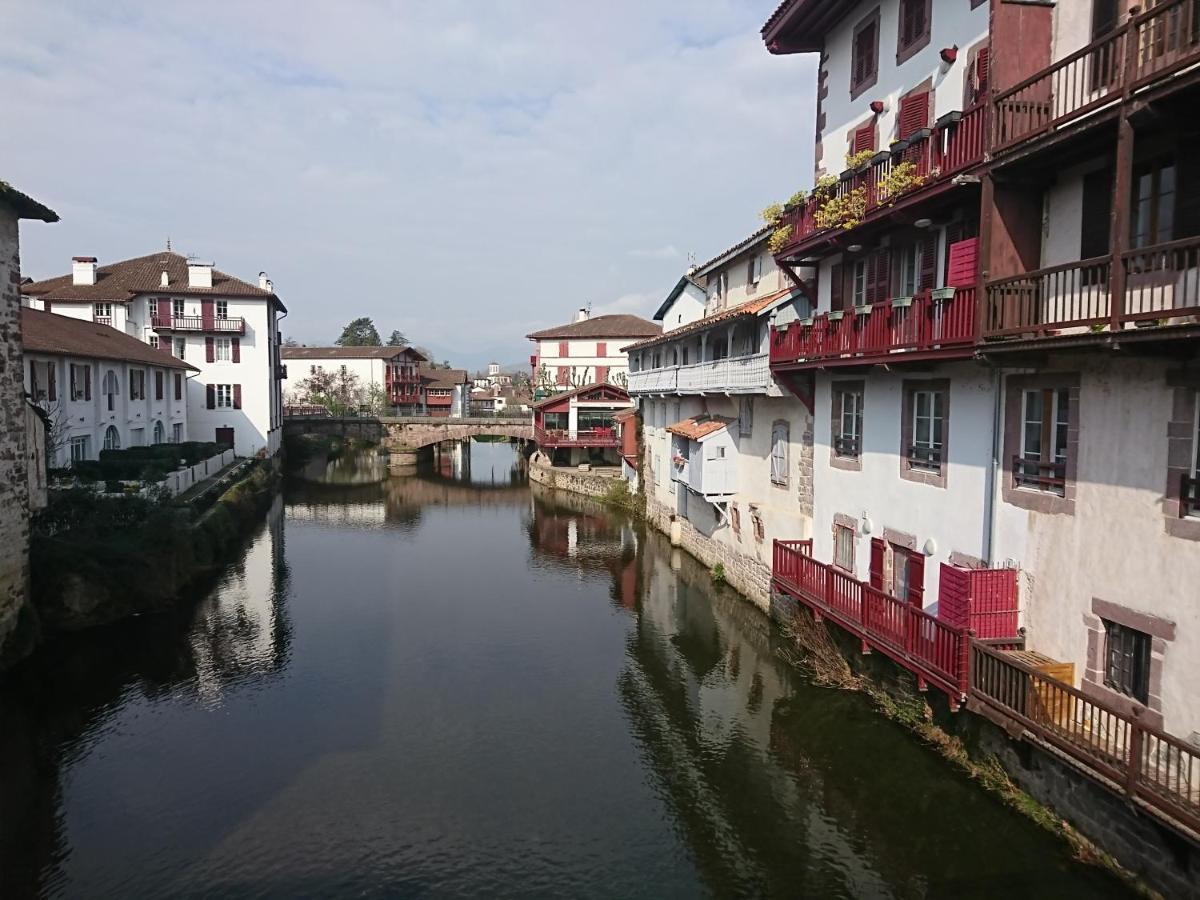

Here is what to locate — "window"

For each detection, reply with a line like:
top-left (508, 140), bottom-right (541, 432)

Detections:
top-left (752, 512), bottom-right (765, 543)
top-left (852, 259), bottom-right (867, 306)
top-left (172, 422), bottom-right (184, 443)
top-left (852, 122), bottom-right (876, 156)
top-left (892, 545), bottom-right (912, 601)
top-left (103, 369), bottom-right (120, 411)
top-left (155, 370), bottom-right (164, 401)
top-left (216, 384), bottom-right (233, 408)
top-left (70, 363), bottom-right (90, 401)
top-left (596, 342), bottom-right (607, 357)
top-left (129, 427), bottom-right (145, 447)
top-left (896, 0), bottom-right (931, 64)
top-left (834, 385), bottom-right (864, 459)
top-left (1103, 620), bottom-right (1151, 703)
top-left (1189, 396), bottom-right (1200, 517)
top-left (215, 300), bottom-right (228, 319)
top-left (851, 9), bottom-right (880, 98)
top-left (558, 341), bottom-right (569, 358)
top-left (834, 524), bottom-right (855, 572)
top-left (898, 243), bottom-right (919, 297)
top-left (738, 397), bottom-right (753, 437)
top-left (129, 369), bottom-right (146, 401)
top-left (908, 389), bottom-right (944, 471)
top-left (771, 421), bottom-right (789, 486)
top-left (174, 338), bottom-right (186, 360)
top-left (149, 335), bottom-right (160, 350)
top-left (747, 255), bottom-right (761, 286)
top-left (965, 45), bottom-right (990, 106)
top-left (1130, 159), bottom-right (1176, 250)
top-left (103, 425), bottom-right (121, 451)
top-left (94, 302), bottom-right (112, 322)
top-left (1017, 387), bottom-right (1070, 495)
top-left (153, 420), bottom-right (165, 444)
top-left (70, 435), bottom-right (90, 463)
top-left (172, 298), bottom-right (185, 318)
top-left (897, 89), bottom-right (930, 140)
top-left (174, 373), bottom-right (183, 401)
top-left (215, 337), bottom-right (233, 361)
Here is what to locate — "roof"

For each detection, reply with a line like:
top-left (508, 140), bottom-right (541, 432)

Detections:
top-left (652, 274), bottom-right (705, 322)
top-left (21, 250), bottom-right (284, 308)
top-left (421, 368), bottom-right (470, 389)
top-left (623, 287), bottom-right (795, 352)
top-left (692, 225), bottom-right (771, 278)
top-left (668, 414), bottom-right (734, 441)
top-left (0, 181), bottom-right (58, 222)
top-left (526, 314), bottom-right (661, 341)
top-left (21, 308), bottom-right (198, 371)
top-left (282, 345), bottom-right (427, 361)
top-left (531, 382), bottom-right (631, 410)
top-left (761, 0), bottom-right (844, 54)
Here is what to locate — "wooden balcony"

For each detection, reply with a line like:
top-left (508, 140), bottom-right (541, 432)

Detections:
top-left (628, 353), bottom-right (771, 395)
top-left (772, 103), bottom-right (987, 259)
top-left (769, 287), bottom-right (977, 370)
top-left (534, 426), bottom-right (621, 449)
top-left (151, 314), bottom-right (246, 335)
top-left (993, 0), bottom-right (1200, 157)
top-left (983, 236), bottom-right (1200, 340)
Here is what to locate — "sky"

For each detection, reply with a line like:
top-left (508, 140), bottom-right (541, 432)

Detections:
top-left (2, 1), bottom-right (816, 370)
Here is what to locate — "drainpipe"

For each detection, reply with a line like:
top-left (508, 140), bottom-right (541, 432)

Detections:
top-left (275, 305), bottom-right (289, 434)
top-left (982, 365), bottom-right (1003, 567)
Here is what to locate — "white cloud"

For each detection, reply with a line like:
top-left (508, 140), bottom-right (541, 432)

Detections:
top-left (3, 1), bottom-right (815, 368)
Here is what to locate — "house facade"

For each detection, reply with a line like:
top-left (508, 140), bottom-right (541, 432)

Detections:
top-left (281, 345), bottom-right (426, 413)
top-left (761, 0), bottom-right (1200, 741)
top-left (626, 228), bottom-right (813, 605)
top-left (531, 383), bottom-right (632, 466)
top-left (527, 310), bottom-right (660, 395)
top-left (22, 252), bottom-right (285, 458)
top-left (22, 308), bottom-right (196, 464)
top-left (421, 369), bottom-right (471, 418)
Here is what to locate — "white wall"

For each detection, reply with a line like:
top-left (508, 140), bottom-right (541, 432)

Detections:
top-left (281, 356), bottom-right (385, 400)
top-left (657, 282), bottom-right (707, 330)
top-left (536, 335), bottom-right (635, 387)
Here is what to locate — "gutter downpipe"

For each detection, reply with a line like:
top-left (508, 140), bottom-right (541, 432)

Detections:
top-left (982, 364), bottom-right (1003, 567)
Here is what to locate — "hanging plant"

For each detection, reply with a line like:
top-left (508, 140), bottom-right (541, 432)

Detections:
top-left (845, 149), bottom-right (878, 172)
top-left (768, 224), bottom-right (794, 253)
top-left (761, 203), bottom-right (785, 225)
top-left (809, 174), bottom-right (837, 202)
top-left (814, 186), bottom-right (868, 230)
top-left (877, 161), bottom-right (930, 206)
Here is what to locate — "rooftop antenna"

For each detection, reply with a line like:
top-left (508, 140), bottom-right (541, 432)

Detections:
top-left (166, 236), bottom-right (172, 251)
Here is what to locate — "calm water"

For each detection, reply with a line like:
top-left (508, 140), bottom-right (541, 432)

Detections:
top-left (0, 442), bottom-right (1131, 898)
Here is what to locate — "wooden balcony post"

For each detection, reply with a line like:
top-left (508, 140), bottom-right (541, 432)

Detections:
top-left (1126, 719), bottom-right (1144, 799)
top-left (1109, 16), bottom-right (1140, 331)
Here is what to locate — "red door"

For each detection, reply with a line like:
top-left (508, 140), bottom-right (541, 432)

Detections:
top-left (215, 427), bottom-right (235, 450)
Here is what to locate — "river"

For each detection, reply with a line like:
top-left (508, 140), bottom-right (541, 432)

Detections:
top-left (0, 441), bottom-right (1132, 898)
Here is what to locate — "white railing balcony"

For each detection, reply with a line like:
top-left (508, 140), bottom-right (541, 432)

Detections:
top-left (676, 353), bottom-right (770, 394)
top-left (627, 367), bottom-right (678, 394)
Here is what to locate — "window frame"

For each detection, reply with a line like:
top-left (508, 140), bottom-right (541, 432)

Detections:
top-left (215, 300), bottom-right (229, 320)
top-left (70, 435), bottom-right (90, 463)
top-left (1003, 374), bottom-right (1079, 514)
top-left (833, 522), bottom-right (856, 573)
top-left (1017, 387), bottom-right (1070, 495)
top-left (896, 0), bottom-right (932, 65)
top-left (900, 379), bottom-right (949, 487)
top-left (1102, 619), bottom-right (1151, 704)
top-left (850, 8), bottom-right (881, 100)
top-left (103, 425), bottom-right (121, 451)
top-left (216, 384), bottom-right (233, 408)
top-left (831, 381), bottom-right (865, 470)
top-left (172, 298), bottom-right (185, 318)
top-left (215, 337), bottom-right (233, 362)
top-left (770, 420), bottom-right (790, 487)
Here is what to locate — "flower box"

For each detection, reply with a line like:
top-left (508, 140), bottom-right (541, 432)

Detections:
top-left (855, 304), bottom-right (873, 316)
top-left (892, 296), bottom-right (914, 308)
top-left (827, 310), bottom-right (845, 321)
top-left (931, 287), bottom-right (957, 302)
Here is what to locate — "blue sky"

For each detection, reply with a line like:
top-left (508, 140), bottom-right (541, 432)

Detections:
top-left (3, 1), bottom-right (815, 369)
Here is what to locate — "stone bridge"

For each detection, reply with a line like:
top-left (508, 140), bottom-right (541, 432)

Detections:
top-left (283, 415), bottom-right (534, 455)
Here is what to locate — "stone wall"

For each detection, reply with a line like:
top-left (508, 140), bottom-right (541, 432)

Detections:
top-left (0, 209), bottom-right (33, 668)
top-left (527, 456), bottom-right (621, 500)
top-left (282, 416), bottom-right (533, 449)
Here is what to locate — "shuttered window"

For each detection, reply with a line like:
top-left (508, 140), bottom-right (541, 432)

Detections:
top-left (834, 524), bottom-right (855, 572)
top-left (866, 248), bottom-right (890, 305)
top-left (851, 10), bottom-right (879, 96)
top-left (829, 262), bottom-right (845, 311)
top-left (897, 0), bottom-right (931, 63)
top-left (898, 90), bottom-right (929, 140)
top-left (770, 421), bottom-right (789, 485)
top-left (852, 122), bottom-right (876, 156)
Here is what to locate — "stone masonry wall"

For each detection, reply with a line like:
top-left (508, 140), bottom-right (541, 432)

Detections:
top-left (0, 209), bottom-right (32, 668)
top-left (527, 456), bottom-right (620, 500)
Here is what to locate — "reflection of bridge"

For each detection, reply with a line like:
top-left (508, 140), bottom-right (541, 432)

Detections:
top-left (283, 415), bottom-right (533, 452)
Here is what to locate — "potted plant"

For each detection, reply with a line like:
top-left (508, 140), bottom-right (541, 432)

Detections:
top-left (893, 295), bottom-right (914, 308)
top-left (931, 286), bottom-right (956, 301)
top-left (827, 309), bottom-right (845, 321)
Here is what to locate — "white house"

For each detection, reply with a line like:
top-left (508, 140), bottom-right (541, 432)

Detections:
top-left (281, 345), bottom-right (426, 413)
top-left (22, 308), bottom-right (196, 464)
top-left (527, 310), bottom-right (659, 393)
top-left (22, 251), bottom-right (285, 458)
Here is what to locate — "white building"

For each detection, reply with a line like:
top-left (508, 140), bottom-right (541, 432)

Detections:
top-left (527, 310), bottom-right (659, 393)
top-left (22, 252), bottom-right (285, 458)
top-left (281, 345), bottom-right (426, 413)
top-left (22, 308), bottom-right (196, 464)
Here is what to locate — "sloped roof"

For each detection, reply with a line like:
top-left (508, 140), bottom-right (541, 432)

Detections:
top-left (531, 382), bottom-right (631, 410)
top-left (21, 251), bottom-right (282, 306)
top-left (421, 368), bottom-right (470, 388)
top-left (0, 181), bottom-right (58, 222)
top-left (623, 287), bottom-right (794, 353)
top-left (761, 0), bottom-right (845, 54)
top-left (692, 226), bottom-right (771, 278)
top-left (652, 274), bottom-right (706, 322)
top-left (526, 314), bottom-right (660, 340)
top-left (668, 415), bottom-right (734, 441)
top-left (282, 345), bottom-right (427, 361)
top-left (22, 308), bottom-right (198, 371)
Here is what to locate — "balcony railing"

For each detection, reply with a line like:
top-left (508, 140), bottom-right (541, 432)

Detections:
top-left (629, 353), bottom-right (771, 395)
top-left (983, 236), bottom-right (1200, 338)
top-left (770, 288), bottom-right (977, 369)
top-left (773, 103), bottom-right (987, 256)
top-left (151, 314), bottom-right (246, 334)
top-left (993, 0), bottom-right (1200, 154)
top-left (93, 316), bottom-right (112, 327)
top-left (627, 367), bottom-right (678, 393)
top-left (534, 426), bottom-right (621, 448)
top-left (1013, 456), bottom-right (1067, 496)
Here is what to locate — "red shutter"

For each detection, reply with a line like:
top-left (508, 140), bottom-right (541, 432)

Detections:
top-left (159, 335), bottom-right (173, 355)
top-left (946, 238), bottom-right (979, 287)
top-left (231, 338), bottom-right (240, 363)
top-left (206, 384), bottom-right (216, 409)
top-left (907, 551), bottom-right (925, 607)
top-left (869, 538), bottom-right (885, 590)
top-left (898, 90), bottom-right (929, 140)
top-left (155, 371), bottom-right (164, 400)
top-left (596, 342), bottom-right (607, 357)
top-left (156, 297), bottom-right (171, 323)
top-left (556, 366), bottom-right (569, 385)
top-left (205, 337), bottom-right (215, 363)
top-left (559, 340), bottom-right (569, 358)
top-left (829, 263), bottom-right (844, 311)
top-left (868, 248), bottom-right (891, 304)
top-left (84, 366), bottom-right (92, 400)
top-left (174, 373), bottom-right (182, 401)
top-left (975, 47), bottom-right (990, 100)
top-left (596, 365), bottom-right (609, 383)
top-left (919, 232), bottom-right (938, 291)
top-left (201, 299), bottom-right (215, 330)
top-left (233, 384), bottom-right (242, 409)
top-left (852, 123), bottom-right (875, 155)
top-left (48, 363), bottom-right (57, 402)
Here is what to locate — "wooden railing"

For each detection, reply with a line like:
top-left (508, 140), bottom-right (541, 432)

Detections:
top-left (970, 643), bottom-right (1200, 835)
top-left (151, 314), bottom-right (246, 334)
top-left (1131, 0), bottom-right (1200, 87)
top-left (534, 426), bottom-right (621, 448)
top-left (772, 540), bottom-right (971, 702)
top-left (984, 236), bottom-right (1200, 337)
top-left (770, 288), bottom-right (977, 368)
top-left (1012, 456), bottom-right (1067, 496)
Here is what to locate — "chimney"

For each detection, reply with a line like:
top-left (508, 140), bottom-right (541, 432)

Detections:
top-left (187, 258), bottom-right (213, 289)
top-left (72, 256), bottom-right (97, 286)
top-left (259, 271), bottom-right (269, 291)
top-left (574, 307), bottom-right (589, 323)
top-left (161, 270), bottom-right (169, 287)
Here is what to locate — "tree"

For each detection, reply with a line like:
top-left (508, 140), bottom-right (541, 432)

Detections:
top-left (335, 317), bottom-right (382, 347)
top-left (289, 367), bottom-right (364, 414)
top-left (362, 382), bottom-right (389, 416)
top-left (282, 336), bottom-right (300, 348)
top-left (386, 330), bottom-right (408, 347)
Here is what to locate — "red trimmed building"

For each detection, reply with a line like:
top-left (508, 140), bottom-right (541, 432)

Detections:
top-left (532, 383), bottom-right (632, 466)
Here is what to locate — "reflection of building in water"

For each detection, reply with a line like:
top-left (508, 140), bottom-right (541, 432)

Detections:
top-left (433, 440), bottom-right (469, 480)
top-left (190, 497), bottom-right (291, 699)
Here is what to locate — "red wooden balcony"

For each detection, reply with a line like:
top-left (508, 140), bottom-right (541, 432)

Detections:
top-left (773, 103), bottom-right (986, 258)
top-left (151, 314), bottom-right (246, 335)
top-left (772, 540), bottom-right (971, 705)
top-left (534, 426), bottom-right (621, 449)
top-left (993, 0), bottom-right (1200, 156)
top-left (770, 287), bottom-right (977, 370)
top-left (983, 235), bottom-right (1200, 339)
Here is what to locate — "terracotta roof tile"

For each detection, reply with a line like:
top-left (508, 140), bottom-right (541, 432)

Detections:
top-left (21, 308), bottom-right (198, 371)
top-left (531, 382), bottom-right (631, 410)
top-left (282, 346), bottom-right (427, 361)
top-left (622, 287), bottom-right (793, 353)
top-left (692, 225), bottom-right (772, 277)
top-left (526, 314), bottom-right (660, 340)
top-left (667, 414), bottom-right (734, 441)
top-left (421, 368), bottom-right (470, 389)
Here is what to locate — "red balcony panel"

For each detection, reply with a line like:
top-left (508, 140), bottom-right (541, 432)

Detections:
top-left (534, 426), bottom-right (621, 449)
top-left (151, 314), bottom-right (246, 335)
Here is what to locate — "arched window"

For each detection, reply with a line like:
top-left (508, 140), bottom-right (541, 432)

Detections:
top-left (152, 420), bottom-right (165, 445)
top-left (102, 369), bottom-right (119, 412)
top-left (103, 425), bottom-right (121, 451)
